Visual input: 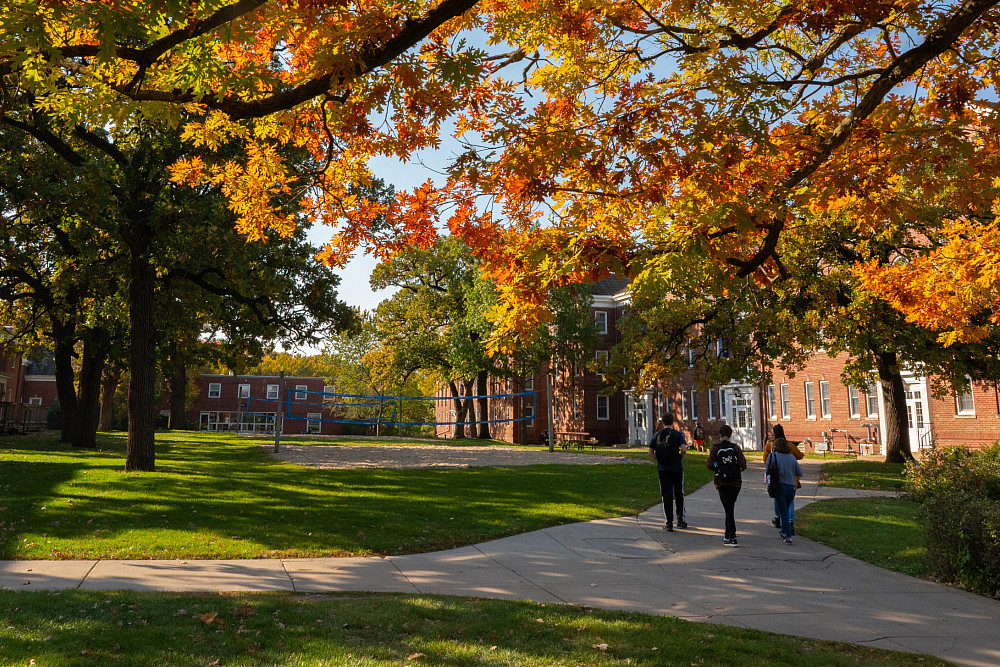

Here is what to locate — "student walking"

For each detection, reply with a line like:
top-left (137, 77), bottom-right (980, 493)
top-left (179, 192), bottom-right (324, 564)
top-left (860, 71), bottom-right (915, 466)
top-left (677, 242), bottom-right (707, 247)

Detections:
top-left (707, 424), bottom-right (747, 546)
top-left (648, 413), bottom-right (688, 531)
top-left (763, 424), bottom-right (804, 535)
top-left (692, 421), bottom-right (706, 452)
top-left (766, 437), bottom-right (804, 544)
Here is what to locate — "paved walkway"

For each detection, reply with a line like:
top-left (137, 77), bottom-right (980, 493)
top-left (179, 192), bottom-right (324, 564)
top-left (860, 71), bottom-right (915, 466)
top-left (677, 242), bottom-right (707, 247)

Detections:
top-left (2, 460), bottom-right (998, 666)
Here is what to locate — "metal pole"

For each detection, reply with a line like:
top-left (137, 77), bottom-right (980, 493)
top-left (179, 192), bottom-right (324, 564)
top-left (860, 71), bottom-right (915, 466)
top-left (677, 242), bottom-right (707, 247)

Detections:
top-left (273, 370), bottom-right (284, 453)
top-left (398, 397), bottom-right (403, 438)
top-left (546, 371), bottom-right (555, 453)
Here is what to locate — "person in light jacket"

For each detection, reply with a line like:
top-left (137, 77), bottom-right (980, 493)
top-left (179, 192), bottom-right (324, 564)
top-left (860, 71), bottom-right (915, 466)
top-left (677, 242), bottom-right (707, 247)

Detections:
top-left (766, 437), bottom-right (803, 544)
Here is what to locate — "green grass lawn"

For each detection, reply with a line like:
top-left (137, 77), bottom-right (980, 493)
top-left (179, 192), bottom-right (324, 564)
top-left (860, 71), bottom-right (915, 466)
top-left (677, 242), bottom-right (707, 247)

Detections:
top-left (818, 460), bottom-right (908, 491)
top-left (0, 590), bottom-right (948, 667)
top-left (0, 431), bottom-right (711, 560)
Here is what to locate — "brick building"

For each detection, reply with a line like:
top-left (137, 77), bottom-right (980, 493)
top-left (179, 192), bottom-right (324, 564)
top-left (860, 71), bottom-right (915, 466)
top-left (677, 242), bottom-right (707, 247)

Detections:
top-left (437, 277), bottom-right (1000, 454)
top-left (187, 374), bottom-right (342, 436)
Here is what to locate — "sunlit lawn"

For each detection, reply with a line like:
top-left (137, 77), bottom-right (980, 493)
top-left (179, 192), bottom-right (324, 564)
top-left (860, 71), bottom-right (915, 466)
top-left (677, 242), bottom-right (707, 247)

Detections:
top-left (0, 431), bottom-right (710, 560)
top-left (0, 590), bottom-right (949, 667)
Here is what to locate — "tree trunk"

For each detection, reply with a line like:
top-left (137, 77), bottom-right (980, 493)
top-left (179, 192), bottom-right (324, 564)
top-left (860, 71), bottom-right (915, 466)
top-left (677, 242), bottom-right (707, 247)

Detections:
top-left (51, 319), bottom-right (78, 444)
top-left (167, 355), bottom-right (187, 430)
top-left (476, 370), bottom-right (490, 440)
top-left (449, 380), bottom-right (465, 439)
top-left (98, 364), bottom-right (121, 431)
top-left (124, 218), bottom-right (157, 472)
top-left (72, 333), bottom-right (106, 448)
top-left (875, 350), bottom-right (914, 464)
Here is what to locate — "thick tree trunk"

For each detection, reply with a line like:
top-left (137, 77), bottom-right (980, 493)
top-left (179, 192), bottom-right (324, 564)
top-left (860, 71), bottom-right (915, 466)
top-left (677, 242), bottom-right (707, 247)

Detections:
top-left (71, 334), bottom-right (106, 448)
top-left (124, 219), bottom-right (157, 472)
top-left (167, 355), bottom-right (187, 430)
top-left (449, 380), bottom-right (465, 439)
top-left (51, 319), bottom-right (78, 444)
top-left (476, 370), bottom-right (490, 440)
top-left (98, 364), bottom-right (121, 431)
top-left (875, 350), bottom-right (914, 464)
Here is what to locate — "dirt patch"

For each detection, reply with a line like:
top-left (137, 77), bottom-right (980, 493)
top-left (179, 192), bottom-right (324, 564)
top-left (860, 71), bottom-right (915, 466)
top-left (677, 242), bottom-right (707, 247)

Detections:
top-left (266, 443), bottom-right (643, 469)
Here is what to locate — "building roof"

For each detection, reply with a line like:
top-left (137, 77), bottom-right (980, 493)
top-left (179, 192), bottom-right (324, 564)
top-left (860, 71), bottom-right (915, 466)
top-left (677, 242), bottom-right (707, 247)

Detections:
top-left (590, 275), bottom-right (629, 296)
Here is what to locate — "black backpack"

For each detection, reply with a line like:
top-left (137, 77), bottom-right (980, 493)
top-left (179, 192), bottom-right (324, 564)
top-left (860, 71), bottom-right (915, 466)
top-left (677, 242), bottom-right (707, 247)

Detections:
top-left (765, 453), bottom-right (781, 498)
top-left (654, 428), bottom-right (683, 466)
top-left (715, 443), bottom-right (741, 483)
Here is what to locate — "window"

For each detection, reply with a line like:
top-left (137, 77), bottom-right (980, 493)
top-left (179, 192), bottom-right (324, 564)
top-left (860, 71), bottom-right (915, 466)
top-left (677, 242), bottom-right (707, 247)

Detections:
top-left (597, 395), bottom-right (610, 420)
top-left (208, 383), bottom-right (221, 399)
top-left (766, 385), bottom-right (777, 420)
top-left (866, 384), bottom-right (879, 417)
top-left (323, 385), bottom-right (335, 402)
top-left (848, 386), bottom-right (861, 418)
top-left (525, 375), bottom-right (534, 391)
top-left (28, 396), bottom-right (42, 406)
top-left (687, 338), bottom-right (695, 367)
top-left (681, 391), bottom-right (689, 420)
top-left (804, 382), bottom-right (816, 419)
top-left (573, 393), bottom-right (580, 420)
top-left (956, 380), bottom-right (976, 416)
top-left (819, 381), bottom-right (831, 419)
top-left (238, 383), bottom-right (250, 399)
top-left (780, 384), bottom-right (791, 419)
top-left (266, 384), bottom-right (279, 400)
top-left (295, 384), bottom-right (308, 400)
top-left (574, 363), bottom-right (583, 377)
top-left (708, 388), bottom-right (718, 420)
top-left (523, 399), bottom-right (535, 424)
top-left (690, 390), bottom-right (698, 420)
top-left (719, 389), bottom-right (728, 422)
top-left (595, 310), bottom-right (608, 334)
top-left (595, 350), bottom-right (609, 378)
top-left (306, 413), bottom-right (322, 434)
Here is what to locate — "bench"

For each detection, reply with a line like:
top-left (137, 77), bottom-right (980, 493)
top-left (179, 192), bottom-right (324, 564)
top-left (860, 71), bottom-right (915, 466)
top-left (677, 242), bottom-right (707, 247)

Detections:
top-left (556, 431), bottom-right (591, 450)
top-left (819, 430), bottom-right (858, 457)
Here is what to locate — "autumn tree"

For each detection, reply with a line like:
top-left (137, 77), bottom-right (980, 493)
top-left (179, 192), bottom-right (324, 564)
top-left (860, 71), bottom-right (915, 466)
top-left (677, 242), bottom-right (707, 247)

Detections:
top-left (5, 1), bottom-right (1000, 419)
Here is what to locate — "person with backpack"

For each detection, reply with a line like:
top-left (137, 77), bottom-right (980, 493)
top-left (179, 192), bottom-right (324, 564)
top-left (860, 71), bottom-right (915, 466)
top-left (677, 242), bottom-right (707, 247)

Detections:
top-left (707, 424), bottom-right (748, 546)
top-left (762, 424), bottom-right (804, 535)
top-left (692, 421), bottom-right (706, 452)
top-left (766, 436), bottom-right (804, 544)
top-left (648, 413), bottom-right (688, 531)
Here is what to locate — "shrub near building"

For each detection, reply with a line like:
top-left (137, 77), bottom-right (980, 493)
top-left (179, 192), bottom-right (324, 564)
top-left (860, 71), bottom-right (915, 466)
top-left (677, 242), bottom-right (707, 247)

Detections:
top-left (907, 445), bottom-right (1000, 598)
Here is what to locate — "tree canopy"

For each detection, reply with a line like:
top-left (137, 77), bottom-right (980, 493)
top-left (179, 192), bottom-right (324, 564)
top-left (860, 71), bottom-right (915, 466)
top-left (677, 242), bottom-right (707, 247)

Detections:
top-left (3, 0), bottom-right (1000, 387)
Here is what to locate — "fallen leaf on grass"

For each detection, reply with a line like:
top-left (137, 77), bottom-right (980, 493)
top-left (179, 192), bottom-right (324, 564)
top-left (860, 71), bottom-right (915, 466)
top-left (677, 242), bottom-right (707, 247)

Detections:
top-left (407, 653), bottom-right (425, 660)
top-left (593, 643), bottom-right (609, 651)
top-left (198, 611), bottom-right (218, 625)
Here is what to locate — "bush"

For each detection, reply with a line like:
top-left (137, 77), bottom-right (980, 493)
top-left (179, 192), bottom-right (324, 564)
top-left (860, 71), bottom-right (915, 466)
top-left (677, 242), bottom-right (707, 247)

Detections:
top-left (907, 444), bottom-right (1000, 598)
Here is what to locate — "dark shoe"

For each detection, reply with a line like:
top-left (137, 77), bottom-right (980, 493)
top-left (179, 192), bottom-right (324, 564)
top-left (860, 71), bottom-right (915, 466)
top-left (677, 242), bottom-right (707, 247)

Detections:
top-left (789, 521), bottom-right (795, 536)
top-left (664, 522), bottom-right (673, 532)
top-left (723, 538), bottom-right (732, 546)
top-left (779, 532), bottom-right (787, 540)
top-left (676, 520), bottom-right (688, 529)
top-left (771, 516), bottom-right (781, 529)
top-left (783, 537), bottom-right (793, 544)
top-left (729, 538), bottom-right (738, 547)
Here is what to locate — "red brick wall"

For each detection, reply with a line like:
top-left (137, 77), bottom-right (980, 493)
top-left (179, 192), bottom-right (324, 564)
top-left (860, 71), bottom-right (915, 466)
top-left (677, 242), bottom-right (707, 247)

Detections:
top-left (22, 376), bottom-right (58, 408)
top-left (930, 381), bottom-right (1000, 450)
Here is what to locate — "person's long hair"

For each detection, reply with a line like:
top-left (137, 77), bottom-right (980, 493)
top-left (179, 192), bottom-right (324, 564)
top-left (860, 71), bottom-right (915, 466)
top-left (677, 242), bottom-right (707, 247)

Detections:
top-left (772, 438), bottom-right (792, 455)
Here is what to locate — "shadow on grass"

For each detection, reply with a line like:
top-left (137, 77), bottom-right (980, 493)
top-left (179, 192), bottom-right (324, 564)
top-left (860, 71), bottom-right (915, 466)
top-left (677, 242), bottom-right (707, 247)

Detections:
top-left (0, 590), bottom-right (948, 667)
top-left (0, 460), bottom-right (84, 556)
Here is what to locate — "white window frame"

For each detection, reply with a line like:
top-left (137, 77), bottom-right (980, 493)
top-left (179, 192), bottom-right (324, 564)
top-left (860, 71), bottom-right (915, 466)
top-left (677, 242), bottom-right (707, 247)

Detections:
top-left (780, 384), bottom-right (791, 419)
top-left (28, 396), bottom-right (42, 406)
top-left (956, 379), bottom-right (976, 416)
top-left (766, 385), bottom-right (777, 420)
top-left (687, 338), bottom-right (695, 367)
top-left (306, 412), bottom-right (322, 434)
top-left (266, 384), bottom-right (279, 400)
top-left (323, 385), bottom-right (335, 402)
top-left (238, 383), bottom-right (250, 399)
top-left (708, 388), bottom-right (718, 420)
top-left (719, 389), bottom-right (728, 423)
top-left (295, 384), bottom-right (308, 400)
top-left (523, 399), bottom-right (535, 425)
top-left (597, 395), bottom-right (610, 421)
top-left (819, 381), bottom-right (831, 419)
top-left (595, 350), bottom-right (609, 378)
top-left (208, 383), bottom-right (222, 399)
top-left (525, 375), bottom-right (534, 391)
top-left (866, 383), bottom-right (879, 417)
top-left (804, 382), bottom-right (816, 420)
top-left (573, 393), bottom-right (580, 420)
top-left (595, 310), bottom-right (608, 334)
top-left (848, 386), bottom-right (861, 418)
top-left (681, 391), bottom-right (689, 420)
top-left (690, 390), bottom-right (698, 420)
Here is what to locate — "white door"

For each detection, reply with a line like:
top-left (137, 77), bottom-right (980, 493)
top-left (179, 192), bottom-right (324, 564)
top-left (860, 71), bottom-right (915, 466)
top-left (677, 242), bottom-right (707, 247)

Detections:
top-left (626, 393), bottom-right (649, 445)
top-left (905, 381), bottom-right (931, 452)
top-left (727, 389), bottom-right (758, 450)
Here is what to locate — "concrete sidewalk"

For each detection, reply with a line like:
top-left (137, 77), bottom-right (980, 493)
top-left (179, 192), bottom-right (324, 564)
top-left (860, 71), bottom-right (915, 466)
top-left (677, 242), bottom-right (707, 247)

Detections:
top-left (2, 460), bottom-right (998, 666)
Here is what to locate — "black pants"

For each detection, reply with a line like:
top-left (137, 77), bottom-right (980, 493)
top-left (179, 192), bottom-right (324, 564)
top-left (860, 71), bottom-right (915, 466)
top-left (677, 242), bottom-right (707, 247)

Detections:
top-left (657, 468), bottom-right (685, 523)
top-left (717, 484), bottom-right (741, 539)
